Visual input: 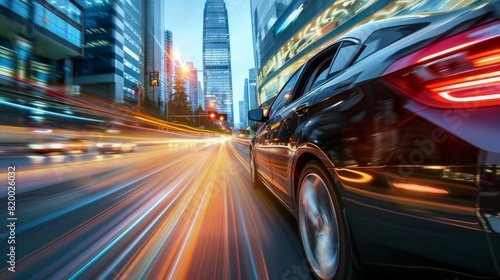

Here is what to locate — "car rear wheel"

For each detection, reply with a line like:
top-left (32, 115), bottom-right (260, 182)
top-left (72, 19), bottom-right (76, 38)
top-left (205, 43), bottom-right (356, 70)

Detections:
top-left (298, 160), bottom-right (353, 280)
top-left (250, 150), bottom-right (263, 189)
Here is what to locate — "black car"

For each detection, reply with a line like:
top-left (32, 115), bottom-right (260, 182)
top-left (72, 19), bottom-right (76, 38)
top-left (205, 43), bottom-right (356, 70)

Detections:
top-left (249, 1), bottom-right (500, 279)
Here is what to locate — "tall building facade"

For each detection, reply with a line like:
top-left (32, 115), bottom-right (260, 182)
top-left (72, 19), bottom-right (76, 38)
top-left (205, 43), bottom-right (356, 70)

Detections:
top-left (74, 0), bottom-right (126, 103)
top-left (74, 0), bottom-right (141, 105)
top-left (164, 30), bottom-right (173, 110)
top-left (0, 0), bottom-right (84, 90)
top-left (144, 0), bottom-right (165, 113)
top-left (123, 0), bottom-right (145, 104)
top-left (248, 68), bottom-right (257, 110)
top-left (74, 0), bottom-right (166, 113)
top-left (184, 61), bottom-right (200, 111)
top-left (242, 78), bottom-right (249, 128)
top-left (250, 0), bottom-right (480, 107)
top-left (202, 0), bottom-right (233, 122)
top-left (238, 100), bottom-right (246, 129)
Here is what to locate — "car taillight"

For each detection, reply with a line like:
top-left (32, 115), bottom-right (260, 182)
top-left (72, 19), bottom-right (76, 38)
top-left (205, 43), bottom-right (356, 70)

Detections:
top-left (383, 20), bottom-right (500, 109)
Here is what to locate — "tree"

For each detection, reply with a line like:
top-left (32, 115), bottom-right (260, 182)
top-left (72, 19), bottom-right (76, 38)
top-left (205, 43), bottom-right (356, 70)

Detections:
top-left (194, 105), bottom-right (213, 130)
top-left (170, 76), bottom-right (191, 116)
top-left (167, 76), bottom-right (192, 125)
top-left (143, 94), bottom-right (161, 117)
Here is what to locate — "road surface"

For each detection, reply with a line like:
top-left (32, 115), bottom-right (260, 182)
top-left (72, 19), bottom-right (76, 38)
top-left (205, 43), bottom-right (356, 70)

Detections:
top-left (0, 137), bottom-right (314, 279)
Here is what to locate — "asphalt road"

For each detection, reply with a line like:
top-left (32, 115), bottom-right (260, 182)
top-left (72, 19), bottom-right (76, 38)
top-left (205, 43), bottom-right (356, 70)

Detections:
top-left (0, 137), bottom-right (316, 279)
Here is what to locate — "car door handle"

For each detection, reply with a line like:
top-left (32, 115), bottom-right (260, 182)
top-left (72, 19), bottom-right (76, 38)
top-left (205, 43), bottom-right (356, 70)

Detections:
top-left (294, 103), bottom-right (310, 116)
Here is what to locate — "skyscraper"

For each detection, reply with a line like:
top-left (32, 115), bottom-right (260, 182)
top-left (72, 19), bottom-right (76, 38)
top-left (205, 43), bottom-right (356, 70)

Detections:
top-left (202, 0), bottom-right (233, 123)
top-left (239, 100), bottom-right (247, 129)
top-left (184, 61), bottom-right (200, 111)
top-left (144, 0), bottom-right (165, 113)
top-left (164, 30), bottom-right (173, 113)
top-left (74, 0), bottom-right (166, 115)
top-left (248, 68), bottom-right (257, 110)
top-left (0, 0), bottom-right (84, 91)
top-left (243, 78), bottom-right (249, 127)
top-left (74, 0), bottom-right (128, 103)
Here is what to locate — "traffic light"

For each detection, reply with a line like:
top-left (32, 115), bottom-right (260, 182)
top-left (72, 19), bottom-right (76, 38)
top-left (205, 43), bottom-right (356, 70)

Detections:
top-left (208, 111), bottom-right (218, 119)
top-left (218, 114), bottom-right (227, 121)
top-left (150, 71), bottom-right (159, 86)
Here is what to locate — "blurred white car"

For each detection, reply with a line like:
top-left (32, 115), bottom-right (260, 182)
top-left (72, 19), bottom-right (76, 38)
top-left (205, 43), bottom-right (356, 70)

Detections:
top-left (96, 139), bottom-right (136, 154)
top-left (28, 136), bottom-right (93, 154)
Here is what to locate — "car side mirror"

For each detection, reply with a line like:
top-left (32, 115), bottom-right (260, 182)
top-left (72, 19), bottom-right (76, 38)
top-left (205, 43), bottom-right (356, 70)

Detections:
top-left (248, 109), bottom-right (268, 122)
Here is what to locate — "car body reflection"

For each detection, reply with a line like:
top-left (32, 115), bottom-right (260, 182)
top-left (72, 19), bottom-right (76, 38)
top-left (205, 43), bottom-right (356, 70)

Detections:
top-left (248, 1), bottom-right (500, 279)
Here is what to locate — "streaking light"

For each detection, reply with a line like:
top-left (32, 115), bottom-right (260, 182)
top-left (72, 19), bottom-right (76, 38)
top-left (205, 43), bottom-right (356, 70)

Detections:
top-left (336, 168), bottom-right (373, 183)
top-left (276, 3), bottom-right (304, 34)
top-left (393, 183), bottom-right (448, 194)
top-left (0, 100), bottom-right (105, 123)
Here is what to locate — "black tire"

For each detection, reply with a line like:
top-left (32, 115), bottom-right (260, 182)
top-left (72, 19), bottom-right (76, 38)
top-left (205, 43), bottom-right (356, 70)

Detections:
top-left (297, 160), bottom-right (354, 280)
top-left (250, 149), bottom-right (263, 189)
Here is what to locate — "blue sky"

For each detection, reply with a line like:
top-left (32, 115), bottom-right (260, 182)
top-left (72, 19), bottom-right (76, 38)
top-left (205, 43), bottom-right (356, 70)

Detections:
top-left (165, 0), bottom-right (256, 125)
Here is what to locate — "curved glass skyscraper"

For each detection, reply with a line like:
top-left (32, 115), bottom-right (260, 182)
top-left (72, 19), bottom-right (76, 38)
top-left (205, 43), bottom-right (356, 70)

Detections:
top-left (203, 0), bottom-right (233, 123)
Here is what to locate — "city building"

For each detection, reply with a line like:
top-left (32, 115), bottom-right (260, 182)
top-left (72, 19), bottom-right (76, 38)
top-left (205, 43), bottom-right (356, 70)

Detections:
top-left (202, 0), bottom-right (234, 122)
top-left (144, 0), bottom-right (166, 113)
top-left (242, 78), bottom-right (249, 128)
top-left (238, 100), bottom-right (247, 129)
top-left (249, 0), bottom-right (472, 107)
top-left (0, 0), bottom-right (84, 91)
top-left (183, 61), bottom-right (200, 111)
top-left (73, 0), bottom-right (166, 114)
top-left (248, 68), bottom-right (257, 110)
top-left (164, 30), bottom-right (173, 112)
top-left (73, 0), bottom-right (139, 105)
top-left (73, 1), bottom-right (124, 103)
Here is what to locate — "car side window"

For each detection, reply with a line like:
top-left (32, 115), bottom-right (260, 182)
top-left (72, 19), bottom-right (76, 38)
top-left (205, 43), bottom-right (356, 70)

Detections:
top-left (268, 69), bottom-right (301, 118)
top-left (305, 44), bottom-right (340, 93)
top-left (305, 41), bottom-right (359, 93)
top-left (309, 59), bottom-right (333, 90)
top-left (353, 24), bottom-right (426, 64)
top-left (328, 42), bottom-right (359, 78)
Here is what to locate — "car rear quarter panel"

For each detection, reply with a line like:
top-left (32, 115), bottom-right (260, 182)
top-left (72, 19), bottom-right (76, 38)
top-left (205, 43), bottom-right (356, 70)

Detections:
top-left (298, 73), bottom-right (500, 275)
top-left (289, 4), bottom-right (500, 274)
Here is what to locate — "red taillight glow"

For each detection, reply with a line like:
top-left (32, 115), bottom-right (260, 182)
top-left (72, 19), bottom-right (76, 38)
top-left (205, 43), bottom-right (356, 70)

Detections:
top-left (383, 20), bottom-right (500, 108)
top-left (469, 49), bottom-right (500, 67)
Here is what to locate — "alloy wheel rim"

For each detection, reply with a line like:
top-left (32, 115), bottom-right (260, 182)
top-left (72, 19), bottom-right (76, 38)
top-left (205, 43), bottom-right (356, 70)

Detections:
top-left (299, 173), bottom-right (340, 279)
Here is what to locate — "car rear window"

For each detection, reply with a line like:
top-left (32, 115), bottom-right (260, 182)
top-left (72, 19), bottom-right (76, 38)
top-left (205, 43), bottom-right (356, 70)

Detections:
top-left (353, 24), bottom-right (426, 64)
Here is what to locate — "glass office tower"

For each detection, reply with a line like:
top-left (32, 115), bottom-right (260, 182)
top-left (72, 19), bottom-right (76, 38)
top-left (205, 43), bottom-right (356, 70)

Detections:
top-left (250, 0), bottom-right (482, 107)
top-left (144, 0), bottom-right (165, 113)
top-left (73, 0), bottom-right (128, 103)
top-left (0, 0), bottom-right (84, 88)
top-left (202, 0), bottom-right (233, 123)
top-left (164, 29), bottom-right (173, 112)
